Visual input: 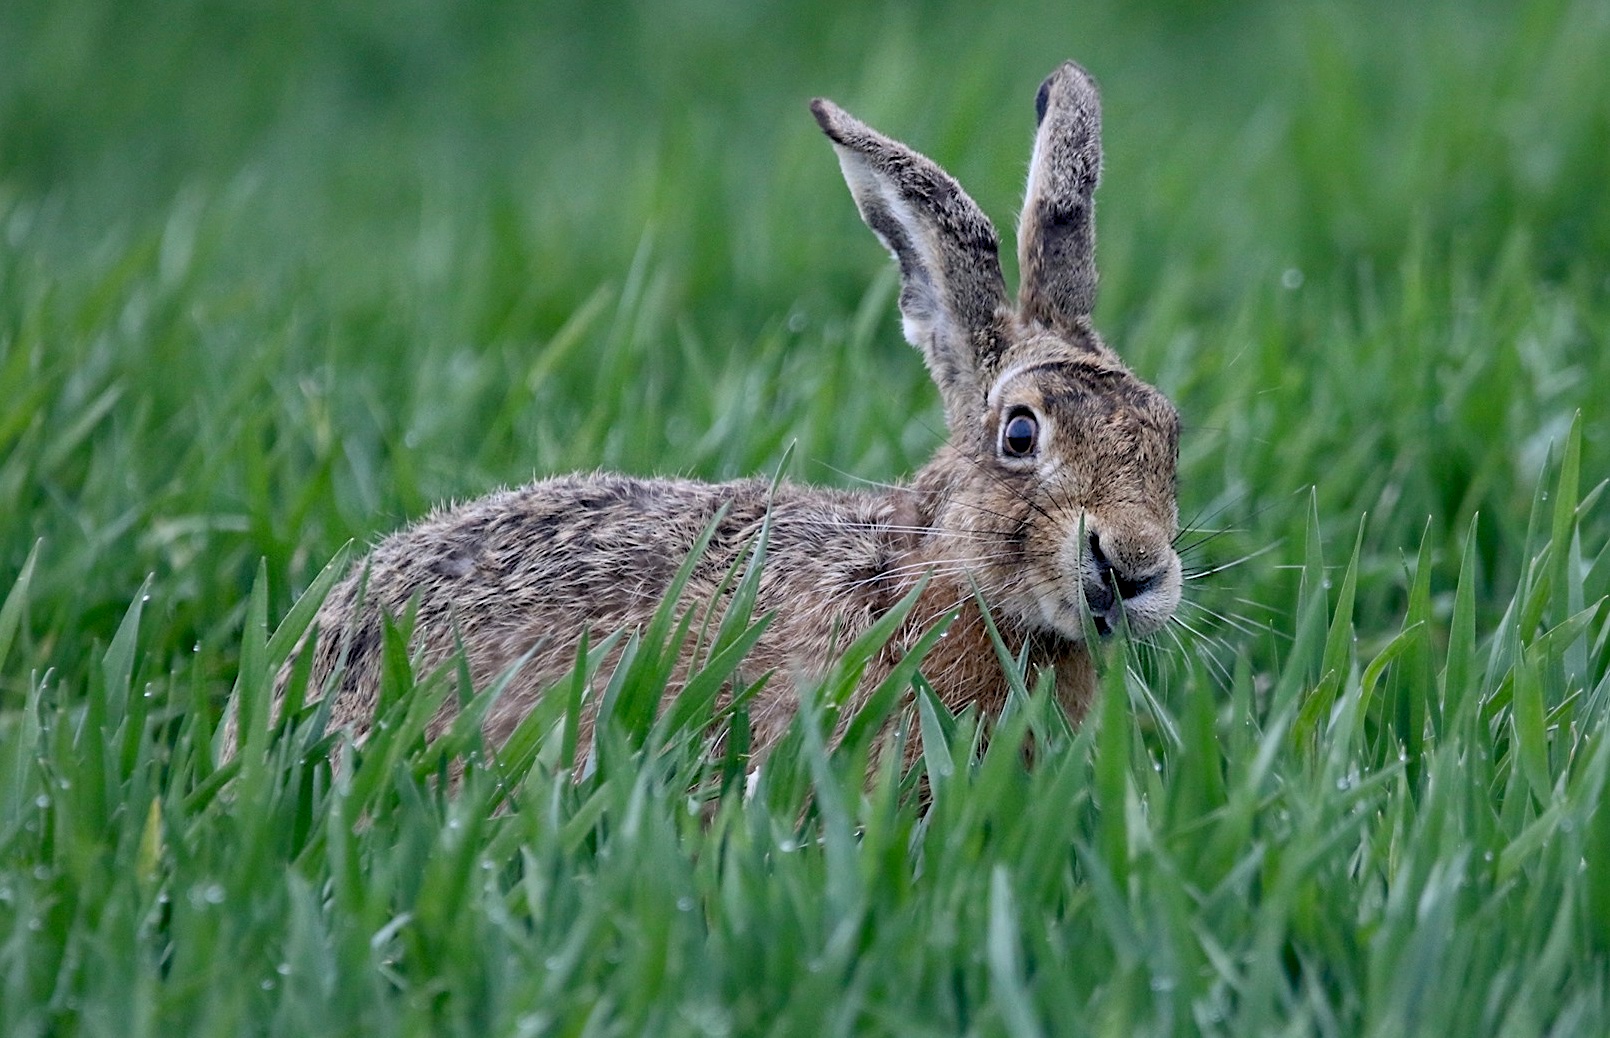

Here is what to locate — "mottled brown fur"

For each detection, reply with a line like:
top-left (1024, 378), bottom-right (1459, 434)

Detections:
top-left (224, 61), bottom-right (1183, 769)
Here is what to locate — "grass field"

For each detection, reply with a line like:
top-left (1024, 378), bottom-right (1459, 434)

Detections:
top-left (4, 0), bottom-right (1610, 1033)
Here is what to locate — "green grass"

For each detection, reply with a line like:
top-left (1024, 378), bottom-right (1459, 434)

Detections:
top-left (3, 0), bottom-right (1610, 1033)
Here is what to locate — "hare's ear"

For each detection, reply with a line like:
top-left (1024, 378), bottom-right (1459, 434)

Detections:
top-left (1018, 62), bottom-right (1103, 332)
top-left (812, 98), bottom-right (1009, 423)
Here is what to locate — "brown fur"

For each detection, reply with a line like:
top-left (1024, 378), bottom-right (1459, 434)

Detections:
top-left (224, 61), bottom-right (1182, 768)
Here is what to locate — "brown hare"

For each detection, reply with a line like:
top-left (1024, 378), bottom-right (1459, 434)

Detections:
top-left (231, 61), bottom-right (1182, 764)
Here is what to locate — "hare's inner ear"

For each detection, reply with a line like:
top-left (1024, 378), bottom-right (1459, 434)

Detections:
top-left (811, 99), bottom-right (1009, 424)
top-left (1018, 62), bottom-right (1103, 333)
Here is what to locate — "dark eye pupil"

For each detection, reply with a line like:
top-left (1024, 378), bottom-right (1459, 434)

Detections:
top-left (1004, 414), bottom-right (1038, 456)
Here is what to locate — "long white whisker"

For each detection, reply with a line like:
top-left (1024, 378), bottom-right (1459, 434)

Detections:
top-left (1184, 541), bottom-right (1281, 581)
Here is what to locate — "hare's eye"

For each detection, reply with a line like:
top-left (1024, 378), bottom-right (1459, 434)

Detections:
top-left (1001, 409), bottom-right (1040, 458)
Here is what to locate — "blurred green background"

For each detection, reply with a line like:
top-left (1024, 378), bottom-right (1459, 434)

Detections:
top-left (1, 0), bottom-right (1607, 692)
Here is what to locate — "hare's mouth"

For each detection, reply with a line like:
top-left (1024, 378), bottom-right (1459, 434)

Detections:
top-left (1038, 561), bottom-right (1182, 643)
top-left (1038, 595), bottom-right (1114, 642)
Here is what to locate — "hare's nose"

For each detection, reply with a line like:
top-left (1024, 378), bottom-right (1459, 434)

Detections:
top-left (1087, 530), bottom-right (1163, 600)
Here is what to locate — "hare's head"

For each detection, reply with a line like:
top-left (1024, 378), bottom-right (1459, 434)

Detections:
top-left (814, 61), bottom-right (1181, 642)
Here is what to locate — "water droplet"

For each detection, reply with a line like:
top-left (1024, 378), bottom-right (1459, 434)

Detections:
top-left (778, 839), bottom-right (798, 853)
top-left (276, 962), bottom-right (291, 976)
top-left (1280, 268), bottom-right (1305, 290)
top-left (203, 883), bottom-right (225, 904)
top-left (261, 979), bottom-right (276, 991)
top-left (1483, 851), bottom-right (1494, 862)
top-left (33, 794), bottom-right (49, 809)
top-left (676, 896), bottom-right (695, 912)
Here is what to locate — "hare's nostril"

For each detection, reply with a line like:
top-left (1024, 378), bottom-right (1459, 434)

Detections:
top-left (1114, 570), bottom-right (1157, 601)
top-left (1087, 530), bottom-right (1109, 571)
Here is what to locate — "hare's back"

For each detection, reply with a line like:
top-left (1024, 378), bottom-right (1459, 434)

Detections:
top-left (302, 472), bottom-right (902, 731)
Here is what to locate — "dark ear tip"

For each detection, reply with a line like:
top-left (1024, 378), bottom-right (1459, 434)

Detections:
top-left (1034, 78), bottom-right (1052, 126)
top-left (1035, 60), bottom-right (1101, 126)
top-left (810, 97), bottom-right (844, 140)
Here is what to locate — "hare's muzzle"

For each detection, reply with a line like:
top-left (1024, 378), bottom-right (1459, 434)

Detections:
top-left (1060, 523), bottom-right (1182, 640)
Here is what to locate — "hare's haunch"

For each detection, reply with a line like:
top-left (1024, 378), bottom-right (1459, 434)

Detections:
top-left (238, 61), bottom-right (1182, 760)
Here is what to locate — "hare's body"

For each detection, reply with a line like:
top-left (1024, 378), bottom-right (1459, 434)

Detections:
top-left (307, 470), bottom-right (1093, 754)
top-left (241, 62), bottom-right (1185, 763)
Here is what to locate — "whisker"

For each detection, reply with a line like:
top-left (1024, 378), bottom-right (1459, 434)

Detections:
top-left (1177, 598), bottom-right (1281, 640)
top-left (1184, 541), bottom-right (1282, 581)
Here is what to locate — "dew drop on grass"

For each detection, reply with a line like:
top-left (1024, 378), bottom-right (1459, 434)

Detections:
top-left (190, 883), bottom-right (226, 907)
top-left (1281, 268), bottom-right (1304, 290)
top-left (778, 839), bottom-right (798, 853)
top-left (676, 896), bottom-right (695, 912)
top-left (262, 978), bottom-right (276, 991)
top-left (276, 962), bottom-right (292, 975)
top-left (34, 794), bottom-right (49, 809)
